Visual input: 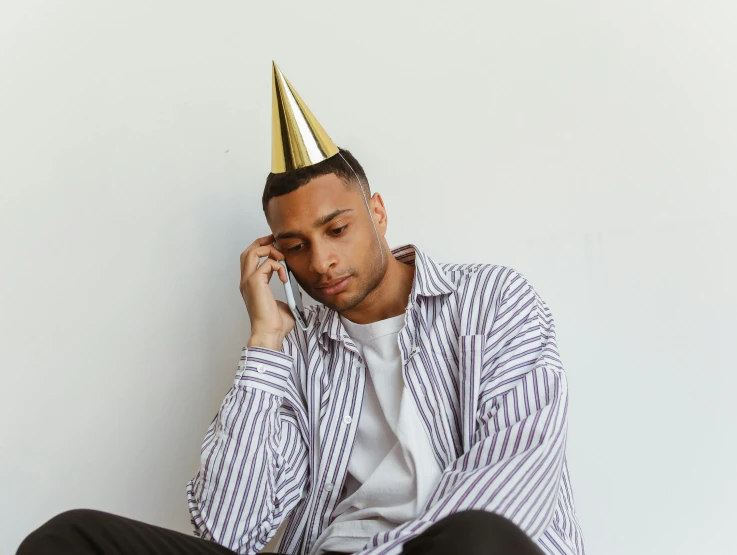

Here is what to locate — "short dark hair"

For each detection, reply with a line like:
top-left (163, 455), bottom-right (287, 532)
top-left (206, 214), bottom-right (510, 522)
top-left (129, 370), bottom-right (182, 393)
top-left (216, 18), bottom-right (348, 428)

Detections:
top-left (262, 147), bottom-right (370, 213)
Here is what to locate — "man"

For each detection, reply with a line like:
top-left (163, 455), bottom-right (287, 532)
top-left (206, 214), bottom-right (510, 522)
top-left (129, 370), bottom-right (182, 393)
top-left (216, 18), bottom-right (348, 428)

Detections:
top-left (17, 63), bottom-right (584, 555)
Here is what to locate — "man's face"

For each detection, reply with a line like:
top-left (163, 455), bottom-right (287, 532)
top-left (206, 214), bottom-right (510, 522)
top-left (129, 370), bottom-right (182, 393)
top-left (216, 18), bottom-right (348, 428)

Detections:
top-left (266, 173), bottom-right (387, 312)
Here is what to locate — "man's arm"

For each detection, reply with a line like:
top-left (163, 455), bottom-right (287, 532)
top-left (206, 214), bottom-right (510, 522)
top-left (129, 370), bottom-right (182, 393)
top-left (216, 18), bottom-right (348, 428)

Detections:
top-left (186, 340), bottom-right (309, 555)
top-left (358, 274), bottom-right (569, 555)
top-left (185, 234), bottom-right (310, 554)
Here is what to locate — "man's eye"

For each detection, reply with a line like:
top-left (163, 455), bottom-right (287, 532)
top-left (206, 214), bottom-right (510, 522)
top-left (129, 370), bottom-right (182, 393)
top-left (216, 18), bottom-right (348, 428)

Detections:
top-left (331, 226), bottom-right (347, 235)
top-left (287, 244), bottom-right (304, 253)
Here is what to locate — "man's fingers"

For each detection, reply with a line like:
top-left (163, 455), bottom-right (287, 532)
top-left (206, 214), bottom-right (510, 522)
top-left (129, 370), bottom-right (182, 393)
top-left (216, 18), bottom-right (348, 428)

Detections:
top-left (240, 234), bottom-right (274, 264)
top-left (253, 258), bottom-right (287, 283)
top-left (241, 244), bottom-right (284, 278)
top-left (252, 234), bottom-right (275, 247)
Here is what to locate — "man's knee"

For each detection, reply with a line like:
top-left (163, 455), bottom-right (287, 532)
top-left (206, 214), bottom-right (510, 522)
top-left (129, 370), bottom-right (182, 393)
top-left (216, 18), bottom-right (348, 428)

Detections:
top-left (439, 509), bottom-right (528, 534)
top-left (403, 510), bottom-right (544, 555)
top-left (17, 509), bottom-right (107, 555)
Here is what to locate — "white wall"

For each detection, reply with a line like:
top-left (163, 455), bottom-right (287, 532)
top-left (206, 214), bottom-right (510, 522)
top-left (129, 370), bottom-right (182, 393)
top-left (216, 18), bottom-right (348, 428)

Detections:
top-left (1, 1), bottom-right (735, 553)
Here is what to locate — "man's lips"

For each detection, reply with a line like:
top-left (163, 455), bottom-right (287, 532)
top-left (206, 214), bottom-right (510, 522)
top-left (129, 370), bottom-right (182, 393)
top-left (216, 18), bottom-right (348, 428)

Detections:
top-left (315, 276), bottom-right (351, 295)
top-left (316, 276), bottom-right (350, 288)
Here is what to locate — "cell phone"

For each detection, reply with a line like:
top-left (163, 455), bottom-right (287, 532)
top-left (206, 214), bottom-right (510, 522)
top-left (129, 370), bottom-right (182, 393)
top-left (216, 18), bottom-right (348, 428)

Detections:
top-left (273, 241), bottom-right (310, 331)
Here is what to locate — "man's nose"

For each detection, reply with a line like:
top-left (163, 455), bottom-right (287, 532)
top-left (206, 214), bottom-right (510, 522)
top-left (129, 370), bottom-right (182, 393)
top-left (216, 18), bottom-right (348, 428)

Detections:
top-left (309, 244), bottom-right (335, 275)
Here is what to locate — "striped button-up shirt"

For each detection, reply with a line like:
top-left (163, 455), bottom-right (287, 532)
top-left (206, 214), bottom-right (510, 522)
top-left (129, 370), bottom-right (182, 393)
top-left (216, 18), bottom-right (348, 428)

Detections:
top-left (187, 244), bottom-right (585, 555)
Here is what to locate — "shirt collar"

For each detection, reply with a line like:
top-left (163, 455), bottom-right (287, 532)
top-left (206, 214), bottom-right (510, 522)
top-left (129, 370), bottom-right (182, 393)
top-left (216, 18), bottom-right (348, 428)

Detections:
top-left (315, 243), bottom-right (457, 350)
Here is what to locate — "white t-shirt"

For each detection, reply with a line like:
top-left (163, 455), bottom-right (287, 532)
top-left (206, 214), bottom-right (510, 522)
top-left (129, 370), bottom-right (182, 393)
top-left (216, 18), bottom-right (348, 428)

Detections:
top-left (311, 313), bottom-right (442, 555)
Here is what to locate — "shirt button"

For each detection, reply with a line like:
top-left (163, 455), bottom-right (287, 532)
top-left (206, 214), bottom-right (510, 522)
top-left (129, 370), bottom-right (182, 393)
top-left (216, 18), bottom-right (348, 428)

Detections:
top-left (324, 482), bottom-right (334, 492)
top-left (256, 364), bottom-right (265, 374)
top-left (343, 415), bottom-right (352, 425)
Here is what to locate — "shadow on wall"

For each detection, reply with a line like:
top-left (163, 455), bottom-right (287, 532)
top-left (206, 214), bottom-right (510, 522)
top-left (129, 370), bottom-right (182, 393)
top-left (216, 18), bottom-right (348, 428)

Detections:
top-left (260, 521), bottom-right (287, 553)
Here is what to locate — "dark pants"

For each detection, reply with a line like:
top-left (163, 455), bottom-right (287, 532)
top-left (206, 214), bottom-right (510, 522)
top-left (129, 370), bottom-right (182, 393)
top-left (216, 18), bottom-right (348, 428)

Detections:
top-left (17, 508), bottom-right (544, 555)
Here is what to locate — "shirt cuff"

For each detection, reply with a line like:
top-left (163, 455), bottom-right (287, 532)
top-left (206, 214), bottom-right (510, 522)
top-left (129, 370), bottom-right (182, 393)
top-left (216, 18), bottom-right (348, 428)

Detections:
top-left (235, 346), bottom-right (294, 397)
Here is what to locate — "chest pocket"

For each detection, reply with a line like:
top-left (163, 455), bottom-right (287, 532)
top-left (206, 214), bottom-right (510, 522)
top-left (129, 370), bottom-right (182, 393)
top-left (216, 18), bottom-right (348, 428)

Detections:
top-left (405, 343), bottom-right (462, 467)
top-left (405, 332), bottom-right (486, 463)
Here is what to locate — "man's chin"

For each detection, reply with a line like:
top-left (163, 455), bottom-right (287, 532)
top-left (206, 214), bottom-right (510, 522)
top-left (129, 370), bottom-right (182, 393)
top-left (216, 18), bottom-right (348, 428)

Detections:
top-left (315, 291), bottom-right (362, 313)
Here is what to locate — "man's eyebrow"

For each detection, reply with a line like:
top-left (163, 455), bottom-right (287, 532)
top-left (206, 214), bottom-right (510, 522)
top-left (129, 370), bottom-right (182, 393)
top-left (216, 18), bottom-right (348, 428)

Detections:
top-left (274, 208), bottom-right (354, 241)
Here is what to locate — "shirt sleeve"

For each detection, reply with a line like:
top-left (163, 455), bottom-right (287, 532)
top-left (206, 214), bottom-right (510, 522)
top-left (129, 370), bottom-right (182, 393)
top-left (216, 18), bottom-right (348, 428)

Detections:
top-left (186, 341), bottom-right (310, 554)
top-left (356, 274), bottom-right (569, 555)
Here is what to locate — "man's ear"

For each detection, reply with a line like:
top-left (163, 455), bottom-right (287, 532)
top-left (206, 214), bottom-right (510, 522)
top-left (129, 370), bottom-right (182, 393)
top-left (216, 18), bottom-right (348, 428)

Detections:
top-left (370, 192), bottom-right (388, 233)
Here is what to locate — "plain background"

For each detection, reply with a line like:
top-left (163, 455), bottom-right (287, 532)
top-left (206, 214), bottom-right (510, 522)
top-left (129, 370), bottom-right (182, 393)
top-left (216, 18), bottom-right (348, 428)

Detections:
top-left (1, 1), bottom-right (735, 553)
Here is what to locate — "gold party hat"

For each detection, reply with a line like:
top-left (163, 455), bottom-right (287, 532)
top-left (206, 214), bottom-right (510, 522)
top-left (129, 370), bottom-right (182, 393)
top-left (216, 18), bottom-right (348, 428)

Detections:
top-left (271, 61), bottom-right (339, 173)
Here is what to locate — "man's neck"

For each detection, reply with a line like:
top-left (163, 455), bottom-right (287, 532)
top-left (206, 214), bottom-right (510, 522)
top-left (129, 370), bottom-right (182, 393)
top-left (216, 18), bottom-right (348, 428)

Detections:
top-left (339, 248), bottom-right (415, 325)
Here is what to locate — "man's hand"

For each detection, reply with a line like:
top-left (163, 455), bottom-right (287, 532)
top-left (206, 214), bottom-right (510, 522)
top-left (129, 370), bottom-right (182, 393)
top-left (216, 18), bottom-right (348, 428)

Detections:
top-left (239, 234), bottom-right (296, 351)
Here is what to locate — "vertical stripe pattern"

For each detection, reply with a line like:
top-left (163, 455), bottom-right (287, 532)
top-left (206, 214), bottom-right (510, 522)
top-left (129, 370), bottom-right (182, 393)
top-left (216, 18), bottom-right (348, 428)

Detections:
top-left (186, 244), bottom-right (584, 555)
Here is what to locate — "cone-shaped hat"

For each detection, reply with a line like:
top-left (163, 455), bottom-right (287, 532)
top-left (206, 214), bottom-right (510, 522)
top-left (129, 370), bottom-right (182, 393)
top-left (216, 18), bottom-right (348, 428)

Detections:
top-left (271, 62), bottom-right (339, 173)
